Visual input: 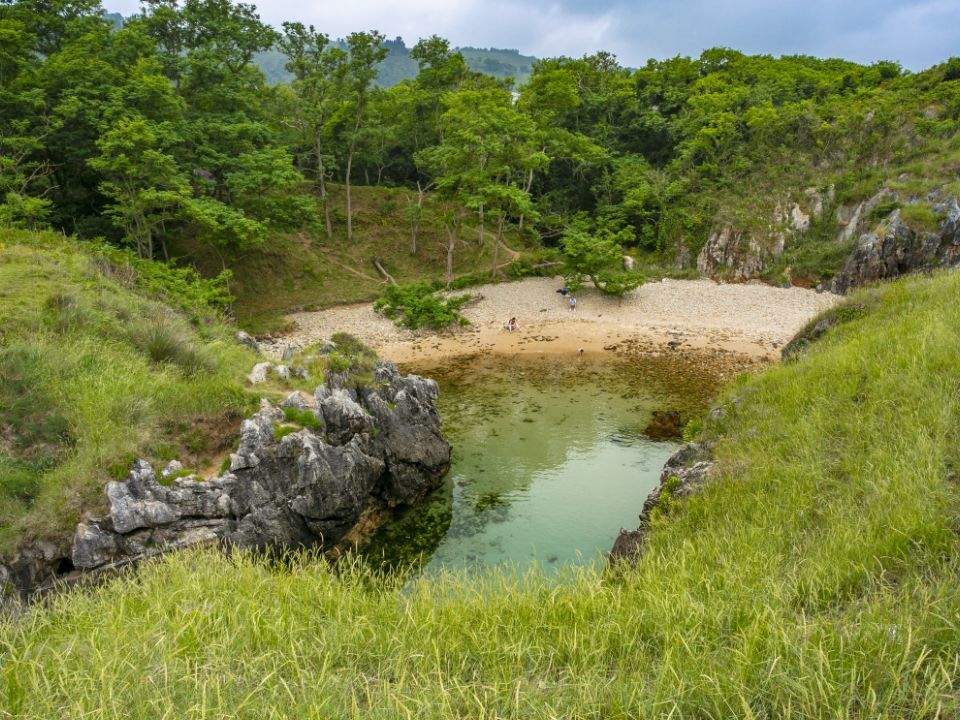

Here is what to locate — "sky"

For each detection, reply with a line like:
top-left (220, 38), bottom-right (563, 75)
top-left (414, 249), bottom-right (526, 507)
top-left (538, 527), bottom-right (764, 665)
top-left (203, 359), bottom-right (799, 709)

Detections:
top-left (105, 0), bottom-right (960, 71)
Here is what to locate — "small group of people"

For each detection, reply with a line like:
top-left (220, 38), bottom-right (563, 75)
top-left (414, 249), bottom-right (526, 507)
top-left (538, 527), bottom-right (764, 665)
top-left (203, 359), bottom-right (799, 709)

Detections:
top-left (503, 284), bottom-right (579, 332)
top-left (557, 285), bottom-right (577, 311)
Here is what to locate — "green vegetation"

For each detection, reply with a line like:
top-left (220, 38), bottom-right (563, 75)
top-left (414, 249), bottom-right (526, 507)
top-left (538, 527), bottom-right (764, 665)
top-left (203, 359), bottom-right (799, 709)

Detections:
top-left (6, 0), bottom-right (959, 326)
top-left (281, 406), bottom-right (322, 432)
top-left (560, 224), bottom-right (645, 296)
top-left (0, 229), bottom-right (254, 552)
top-left (4, 270), bottom-right (960, 716)
top-left (374, 282), bottom-right (472, 330)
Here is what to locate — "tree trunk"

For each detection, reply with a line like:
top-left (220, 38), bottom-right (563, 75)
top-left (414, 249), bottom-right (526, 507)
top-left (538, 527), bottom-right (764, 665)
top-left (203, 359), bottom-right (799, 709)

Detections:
top-left (478, 204), bottom-right (484, 246)
top-left (491, 213), bottom-right (504, 278)
top-left (345, 108), bottom-right (364, 243)
top-left (445, 225), bottom-right (456, 284)
top-left (519, 166), bottom-right (535, 231)
top-left (345, 148), bottom-right (354, 242)
top-left (316, 138), bottom-right (332, 238)
top-left (411, 182), bottom-right (427, 255)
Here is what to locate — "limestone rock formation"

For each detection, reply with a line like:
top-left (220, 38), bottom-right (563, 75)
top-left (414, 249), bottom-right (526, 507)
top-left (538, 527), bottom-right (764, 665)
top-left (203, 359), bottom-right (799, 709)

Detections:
top-left (831, 195), bottom-right (960, 293)
top-left (696, 227), bottom-right (775, 281)
top-left (71, 362), bottom-right (450, 573)
top-left (3, 362), bottom-right (450, 599)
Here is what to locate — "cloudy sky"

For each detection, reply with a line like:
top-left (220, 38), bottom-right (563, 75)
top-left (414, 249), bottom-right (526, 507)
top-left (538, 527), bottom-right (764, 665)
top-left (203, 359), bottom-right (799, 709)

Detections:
top-left (105, 0), bottom-right (960, 71)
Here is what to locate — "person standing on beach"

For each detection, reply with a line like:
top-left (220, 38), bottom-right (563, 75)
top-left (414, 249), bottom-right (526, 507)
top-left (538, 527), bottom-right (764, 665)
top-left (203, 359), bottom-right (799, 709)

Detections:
top-left (568, 296), bottom-right (577, 311)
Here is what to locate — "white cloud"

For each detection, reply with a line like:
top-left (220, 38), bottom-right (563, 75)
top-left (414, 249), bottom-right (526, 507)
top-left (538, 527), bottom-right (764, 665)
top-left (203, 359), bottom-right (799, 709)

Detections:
top-left (105, 0), bottom-right (960, 70)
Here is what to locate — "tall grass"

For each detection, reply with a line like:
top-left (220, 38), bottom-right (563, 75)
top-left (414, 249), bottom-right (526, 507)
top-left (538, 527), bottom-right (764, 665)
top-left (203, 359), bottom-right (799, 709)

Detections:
top-left (3, 270), bottom-right (960, 717)
top-left (0, 230), bottom-right (253, 550)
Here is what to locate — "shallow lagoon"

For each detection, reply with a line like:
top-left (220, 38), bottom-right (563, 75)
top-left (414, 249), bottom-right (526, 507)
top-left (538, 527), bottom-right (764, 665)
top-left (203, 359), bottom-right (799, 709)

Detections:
top-left (365, 353), bottom-right (722, 572)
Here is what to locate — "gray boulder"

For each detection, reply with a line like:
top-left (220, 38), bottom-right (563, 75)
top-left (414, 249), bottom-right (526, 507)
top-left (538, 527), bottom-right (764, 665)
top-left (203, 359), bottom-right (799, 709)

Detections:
top-left (63, 361), bottom-right (450, 581)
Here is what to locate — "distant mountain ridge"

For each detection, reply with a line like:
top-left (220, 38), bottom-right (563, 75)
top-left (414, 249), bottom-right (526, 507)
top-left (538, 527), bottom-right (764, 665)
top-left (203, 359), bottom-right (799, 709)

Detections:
top-left (255, 37), bottom-right (537, 87)
top-left (105, 12), bottom-right (536, 86)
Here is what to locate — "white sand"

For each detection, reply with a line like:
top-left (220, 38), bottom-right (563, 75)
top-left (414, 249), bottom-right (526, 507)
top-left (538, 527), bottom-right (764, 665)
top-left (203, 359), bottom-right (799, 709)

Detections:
top-left (263, 277), bottom-right (839, 364)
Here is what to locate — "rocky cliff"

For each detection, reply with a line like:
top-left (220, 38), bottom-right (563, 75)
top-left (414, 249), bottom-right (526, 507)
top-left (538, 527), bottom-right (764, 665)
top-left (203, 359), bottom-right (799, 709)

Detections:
top-left (696, 186), bottom-right (960, 292)
top-left (2, 362), bottom-right (451, 599)
top-left (609, 441), bottom-right (715, 563)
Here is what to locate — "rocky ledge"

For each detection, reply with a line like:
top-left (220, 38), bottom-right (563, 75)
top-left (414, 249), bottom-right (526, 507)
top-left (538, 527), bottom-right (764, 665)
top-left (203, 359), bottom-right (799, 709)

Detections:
top-left (609, 441), bottom-right (715, 563)
top-left (3, 362), bottom-right (450, 599)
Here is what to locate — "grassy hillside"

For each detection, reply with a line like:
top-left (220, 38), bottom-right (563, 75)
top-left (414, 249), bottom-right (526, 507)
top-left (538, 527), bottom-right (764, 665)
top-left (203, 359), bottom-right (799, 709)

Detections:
top-left (183, 184), bottom-right (544, 335)
top-left (4, 269), bottom-right (960, 716)
top-left (0, 230), bottom-right (256, 553)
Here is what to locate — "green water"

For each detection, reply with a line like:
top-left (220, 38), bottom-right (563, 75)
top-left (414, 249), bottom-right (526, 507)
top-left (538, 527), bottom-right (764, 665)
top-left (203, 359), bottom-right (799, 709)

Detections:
top-left (366, 354), bottom-right (719, 572)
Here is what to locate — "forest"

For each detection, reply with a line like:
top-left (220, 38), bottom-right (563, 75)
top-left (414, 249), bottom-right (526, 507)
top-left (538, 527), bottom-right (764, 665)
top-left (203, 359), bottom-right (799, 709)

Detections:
top-left (5, 0), bottom-right (960, 310)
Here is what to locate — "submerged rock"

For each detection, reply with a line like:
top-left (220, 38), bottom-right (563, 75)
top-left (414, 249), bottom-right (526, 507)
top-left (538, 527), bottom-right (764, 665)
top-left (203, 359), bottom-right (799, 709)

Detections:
top-left (642, 410), bottom-right (685, 441)
top-left (3, 362), bottom-right (450, 599)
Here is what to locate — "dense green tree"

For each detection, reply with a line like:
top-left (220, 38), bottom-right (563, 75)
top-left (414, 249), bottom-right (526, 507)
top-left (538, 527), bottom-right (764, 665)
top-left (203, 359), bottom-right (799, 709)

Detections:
top-left (337, 30), bottom-right (388, 241)
top-left (278, 21), bottom-right (346, 236)
top-left (560, 224), bottom-right (643, 296)
top-left (89, 115), bottom-right (190, 259)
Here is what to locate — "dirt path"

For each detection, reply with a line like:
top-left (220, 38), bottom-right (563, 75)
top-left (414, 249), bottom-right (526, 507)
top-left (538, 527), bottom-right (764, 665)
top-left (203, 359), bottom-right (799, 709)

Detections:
top-left (262, 277), bottom-right (839, 364)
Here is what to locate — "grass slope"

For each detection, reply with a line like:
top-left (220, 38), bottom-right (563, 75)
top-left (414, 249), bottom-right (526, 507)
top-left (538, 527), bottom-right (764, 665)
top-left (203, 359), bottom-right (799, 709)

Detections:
top-left (0, 230), bottom-right (255, 552)
top-left (183, 184), bottom-right (542, 335)
top-left (4, 270), bottom-right (960, 717)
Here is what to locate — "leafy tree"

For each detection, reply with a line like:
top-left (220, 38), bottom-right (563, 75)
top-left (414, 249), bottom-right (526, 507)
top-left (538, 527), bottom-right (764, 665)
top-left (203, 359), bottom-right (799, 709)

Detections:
top-left (278, 21), bottom-right (347, 237)
top-left (337, 30), bottom-right (388, 242)
top-left (560, 224), bottom-right (643, 296)
top-left (89, 115), bottom-right (190, 259)
top-left (416, 83), bottom-right (545, 278)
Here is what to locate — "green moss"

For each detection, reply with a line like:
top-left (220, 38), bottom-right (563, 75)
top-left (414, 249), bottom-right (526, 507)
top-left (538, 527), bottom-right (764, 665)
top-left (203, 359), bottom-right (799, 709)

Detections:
top-left (900, 203), bottom-right (943, 232)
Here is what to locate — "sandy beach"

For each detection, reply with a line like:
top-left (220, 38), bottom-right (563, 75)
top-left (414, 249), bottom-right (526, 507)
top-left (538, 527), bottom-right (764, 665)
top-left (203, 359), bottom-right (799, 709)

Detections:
top-left (262, 277), bottom-right (839, 364)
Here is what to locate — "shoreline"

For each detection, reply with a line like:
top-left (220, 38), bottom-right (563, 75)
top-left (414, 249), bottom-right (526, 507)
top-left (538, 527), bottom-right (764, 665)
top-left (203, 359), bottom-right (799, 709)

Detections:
top-left (263, 276), bottom-right (840, 366)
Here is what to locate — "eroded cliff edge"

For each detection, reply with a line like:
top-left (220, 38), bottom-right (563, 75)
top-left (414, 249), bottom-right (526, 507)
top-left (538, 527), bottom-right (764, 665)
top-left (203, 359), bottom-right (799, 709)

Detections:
top-left (2, 362), bottom-right (451, 598)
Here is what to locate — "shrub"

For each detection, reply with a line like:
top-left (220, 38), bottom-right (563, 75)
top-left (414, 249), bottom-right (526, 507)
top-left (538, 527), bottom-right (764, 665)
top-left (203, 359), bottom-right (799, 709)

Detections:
top-left (93, 242), bottom-right (233, 318)
top-left (374, 282), bottom-right (471, 330)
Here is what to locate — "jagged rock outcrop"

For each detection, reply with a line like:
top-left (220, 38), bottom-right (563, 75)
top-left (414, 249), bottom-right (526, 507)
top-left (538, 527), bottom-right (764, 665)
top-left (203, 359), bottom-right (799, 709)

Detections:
top-left (831, 195), bottom-right (960, 293)
top-left (695, 184), bottom-right (960, 290)
top-left (696, 187), bottom-right (828, 281)
top-left (696, 228), bottom-right (777, 281)
top-left (609, 442), bottom-right (715, 563)
top-left (3, 362), bottom-right (450, 599)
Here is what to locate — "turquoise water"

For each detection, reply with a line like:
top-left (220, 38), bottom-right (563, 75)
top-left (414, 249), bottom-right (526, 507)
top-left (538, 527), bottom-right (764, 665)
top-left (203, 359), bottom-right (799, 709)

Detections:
top-left (366, 355), bottom-right (715, 572)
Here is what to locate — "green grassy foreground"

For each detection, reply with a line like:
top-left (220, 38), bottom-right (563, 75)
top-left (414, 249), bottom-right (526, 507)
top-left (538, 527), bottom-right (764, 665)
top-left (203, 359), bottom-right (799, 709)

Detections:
top-left (3, 270), bottom-right (960, 717)
top-left (0, 229), bottom-right (255, 552)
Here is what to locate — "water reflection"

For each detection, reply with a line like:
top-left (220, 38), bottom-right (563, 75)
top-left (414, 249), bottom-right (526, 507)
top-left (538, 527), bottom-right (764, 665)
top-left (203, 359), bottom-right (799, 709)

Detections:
top-left (364, 355), bottom-right (715, 573)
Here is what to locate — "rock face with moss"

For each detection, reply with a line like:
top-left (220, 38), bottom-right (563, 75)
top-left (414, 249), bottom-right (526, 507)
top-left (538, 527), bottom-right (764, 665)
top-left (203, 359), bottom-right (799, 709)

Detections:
top-left (609, 442), bottom-right (715, 563)
top-left (830, 194), bottom-right (960, 293)
top-left (5, 362), bottom-right (450, 597)
top-left (697, 187), bottom-right (960, 290)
